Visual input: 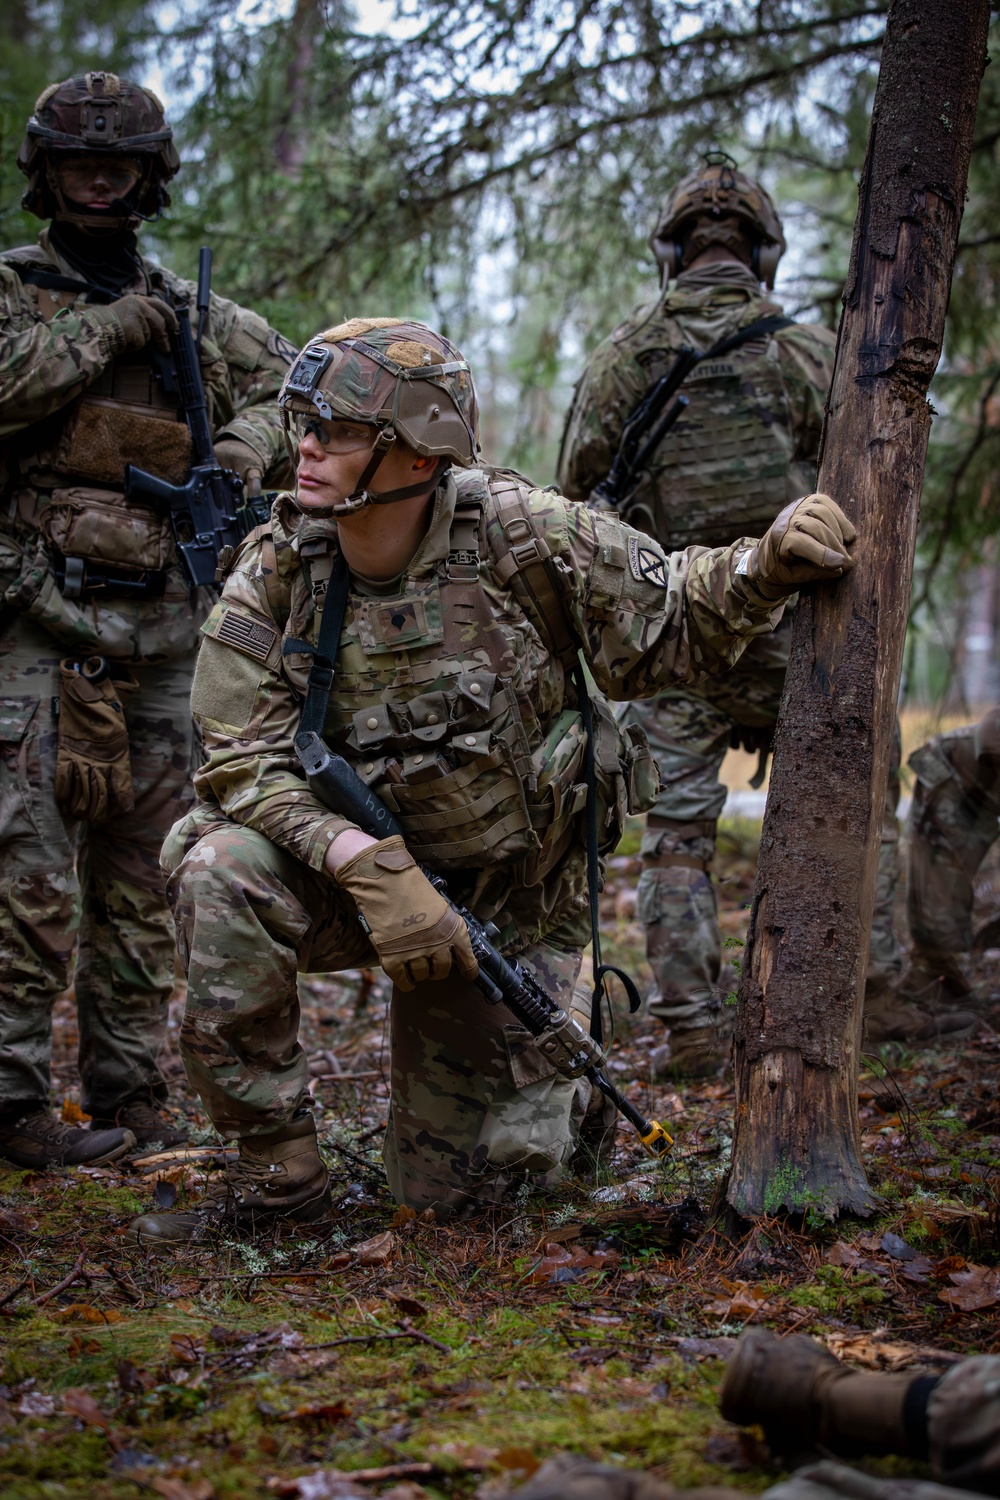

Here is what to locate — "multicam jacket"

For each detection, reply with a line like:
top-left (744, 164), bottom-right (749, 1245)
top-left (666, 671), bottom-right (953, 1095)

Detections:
top-left (0, 228), bottom-right (296, 661)
top-left (188, 465), bottom-right (784, 952)
top-left (558, 263), bottom-right (836, 551)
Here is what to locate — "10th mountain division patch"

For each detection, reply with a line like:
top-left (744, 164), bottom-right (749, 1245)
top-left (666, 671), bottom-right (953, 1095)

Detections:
top-left (628, 535), bottom-right (668, 589)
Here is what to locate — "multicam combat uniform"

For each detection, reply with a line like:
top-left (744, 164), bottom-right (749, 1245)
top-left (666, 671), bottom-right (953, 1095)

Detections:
top-left (904, 706), bottom-right (1000, 1002)
top-left (558, 261), bottom-right (901, 1045)
top-left (512, 1355), bottom-right (1000, 1500)
top-left (163, 466), bottom-right (786, 1215)
top-left (0, 228), bottom-right (294, 1119)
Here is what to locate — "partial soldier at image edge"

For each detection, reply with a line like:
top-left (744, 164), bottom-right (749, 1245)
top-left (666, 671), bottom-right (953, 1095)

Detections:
top-left (0, 71), bottom-right (297, 1169)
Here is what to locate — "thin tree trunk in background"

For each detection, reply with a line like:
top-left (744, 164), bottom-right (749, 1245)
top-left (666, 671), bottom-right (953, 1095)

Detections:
top-left (275, 0), bottom-right (320, 174)
top-left (726, 0), bottom-right (990, 1220)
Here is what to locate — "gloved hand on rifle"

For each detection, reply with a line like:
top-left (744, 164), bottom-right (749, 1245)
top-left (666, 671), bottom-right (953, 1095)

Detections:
top-left (329, 833), bottom-right (479, 991)
top-left (214, 437), bottom-right (264, 489)
top-left (88, 294), bottom-right (179, 353)
top-left (740, 493), bottom-right (857, 601)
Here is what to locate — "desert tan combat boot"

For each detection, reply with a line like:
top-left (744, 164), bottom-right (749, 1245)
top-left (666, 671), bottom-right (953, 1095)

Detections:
top-left (126, 1112), bottom-right (329, 1247)
top-left (721, 1326), bottom-right (938, 1460)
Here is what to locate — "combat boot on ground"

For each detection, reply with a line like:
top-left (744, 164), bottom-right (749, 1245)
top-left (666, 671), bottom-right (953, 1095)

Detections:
top-left (864, 990), bottom-right (979, 1047)
top-left (721, 1326), bottom-right (938, 1460)
top-left (125, 1111), bottom-right (329, 1247)
top-left (651, 1027), bottom-right (729, 1080)
top-left (91, 1097), bottom-right (188, 1149)
top-left (0, 1108), bottom-right (135, 1169)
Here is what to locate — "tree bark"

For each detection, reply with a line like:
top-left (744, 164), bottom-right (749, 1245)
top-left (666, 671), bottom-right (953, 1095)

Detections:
top-left (727, 0), bottom-right (991, 1221)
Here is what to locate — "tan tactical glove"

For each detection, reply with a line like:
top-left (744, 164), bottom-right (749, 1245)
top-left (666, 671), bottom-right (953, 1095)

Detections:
top-left (213, 437), bottom-right (264, 490)
top-left (334, 835), bottom-right (479, 992)
top-left (744, 493), bottom-right (857, 600)
top-left (55, 658), bottom-right (139, 826)
top-left (90, 294), bottom-right (179, 353)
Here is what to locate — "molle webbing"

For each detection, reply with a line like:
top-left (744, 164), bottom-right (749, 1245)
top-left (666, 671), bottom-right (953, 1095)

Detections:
top-left (483, 475), bottom-right (579, 672)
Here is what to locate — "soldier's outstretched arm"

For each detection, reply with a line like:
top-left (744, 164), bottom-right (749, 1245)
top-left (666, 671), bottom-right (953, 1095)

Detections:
top-left (0, 268), bottom-right (177, 436)
top-left (544, 489), bottom-right (855, 701)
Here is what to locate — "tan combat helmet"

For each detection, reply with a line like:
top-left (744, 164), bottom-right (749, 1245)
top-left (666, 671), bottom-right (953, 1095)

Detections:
top-left (650, 150), bottom-right (787, 288)
top-left (279, 318), bottom-right (480, 515)
top-left (18, 70), bottom-right (180, 229)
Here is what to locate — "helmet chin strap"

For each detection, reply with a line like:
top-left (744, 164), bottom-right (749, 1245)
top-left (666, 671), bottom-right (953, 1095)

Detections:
top-left (326, 433), bottom-right (444, 518)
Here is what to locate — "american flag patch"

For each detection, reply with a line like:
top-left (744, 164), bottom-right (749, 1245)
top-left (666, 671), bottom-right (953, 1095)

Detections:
top-left (215, 608), bottom-right (279, 663)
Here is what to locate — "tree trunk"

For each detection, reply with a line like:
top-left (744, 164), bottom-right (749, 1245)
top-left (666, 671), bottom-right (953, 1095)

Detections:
top-left (726, 0), bottom-right (990, 1221)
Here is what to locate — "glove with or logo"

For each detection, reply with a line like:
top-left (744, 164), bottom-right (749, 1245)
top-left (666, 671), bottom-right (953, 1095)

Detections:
top-left (333, 835), bottom-right (479, 991)
top-left (90, 294), bottom-right (179, 353)
top-left (214, 437), bottom-right (264, 490)
top-left (55, 658), bottom-right (139, 825)
top-left (743, 493), bottom-right (857, 600)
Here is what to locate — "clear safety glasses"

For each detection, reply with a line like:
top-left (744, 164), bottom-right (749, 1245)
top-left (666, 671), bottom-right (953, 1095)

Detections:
top-left (286, 411), bottom-right (379, 454)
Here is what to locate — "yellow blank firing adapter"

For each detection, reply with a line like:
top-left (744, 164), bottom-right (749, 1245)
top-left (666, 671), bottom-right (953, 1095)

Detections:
top-left (639, 1119), bottom-right (673, 1156)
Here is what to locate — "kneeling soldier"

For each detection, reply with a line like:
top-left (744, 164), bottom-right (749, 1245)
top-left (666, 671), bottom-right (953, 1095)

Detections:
top-left (128, 318), bottom-right (855, 1244)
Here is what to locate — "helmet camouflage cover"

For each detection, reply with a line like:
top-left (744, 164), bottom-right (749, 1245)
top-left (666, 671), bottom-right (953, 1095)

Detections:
top-left (279, 318), bottom-right (480, 468)
top-left (651, 152), bottom-right (786, 283)
top-left (18, 70), bottom-right (180, 224)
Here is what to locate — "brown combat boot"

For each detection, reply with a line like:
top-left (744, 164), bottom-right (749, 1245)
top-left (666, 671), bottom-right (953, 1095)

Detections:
top-left (651, 1027), bottom-right (729, 1080)
top-left (125, 1112), bottom-right (329, 1247)
top-left (91, 1098), bottom-right (188, 1149)
top-left (0, 1108), bottom-right (135, 1169)
top-left (864, 992), bottom-right (979, 1046)
top-left (720, 1326), bottom-right (938, 1459)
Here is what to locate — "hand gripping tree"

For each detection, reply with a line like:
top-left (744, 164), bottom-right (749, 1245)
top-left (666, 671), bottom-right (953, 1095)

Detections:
top-left (726, 0), bottom-right (992, 1221)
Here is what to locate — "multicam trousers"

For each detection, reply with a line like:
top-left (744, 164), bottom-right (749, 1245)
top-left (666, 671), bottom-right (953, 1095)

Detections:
top-left (163, 807), bottom-right (595, 1217)
top-left (623, 615), bottom-right (902, 1036)
top-left (0, 616), bottom-right (196, 1116)
top-left (905, 710), bottom-right (1000, 992)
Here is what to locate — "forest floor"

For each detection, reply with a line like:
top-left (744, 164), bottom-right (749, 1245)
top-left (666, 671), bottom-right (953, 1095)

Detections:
top-left (2, 817), bottom-right (1000, 1500)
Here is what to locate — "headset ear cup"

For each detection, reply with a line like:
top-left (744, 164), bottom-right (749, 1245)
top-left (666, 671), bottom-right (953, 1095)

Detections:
top-left (758, 241), bottom-right (782, 288)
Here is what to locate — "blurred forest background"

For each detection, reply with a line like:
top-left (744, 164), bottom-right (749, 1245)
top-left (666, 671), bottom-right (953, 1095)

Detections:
top-left (2, 0), bottom-right (999, 709)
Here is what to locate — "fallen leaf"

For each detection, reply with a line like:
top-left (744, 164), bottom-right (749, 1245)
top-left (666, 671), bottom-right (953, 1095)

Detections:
top-left (529, 1243), bottom-right (619, 1285)
top-left (150, 1479), bottom-right (215, 1500)
top-left (391, 1205), bottom-right (417, 1228)
top-left (280, 1400), bottom-right (351, 1425)
top-left (939, 1264), bottom-right (1000, 1313)
top-left (117, 1359), bottom-right (157, 1393)
top-left (169, 1334), bottom-right (205, 1363)
top-left (51, 1304), bottom-right (125, 1325)
top-left (704, 1280), bottom-right (770, 1320)
top-left (493, 1447), bottom-right (539, 1476)
top-left (67, 1335), bottom-right (101, 1356)
top-left (208, 1325), bottom-right (254, 1347)
top-left (880, 1232), bottom-right (918, 1262)
top-left (154, 1179), bottom-right (178, 1209)
top-left (354, 1231), bottom-right (394, 1266)
top-left (62, 1388), bottom-right (113, 1433)
top-left (61, 1098), bottom-right (91, 1124)
top-left (825, 1242), bottom-right (861, 1269)
top-left (17, 1390), bottom-right (55, 1417)
top-left (389, 1290), bottom-right (429, 1320)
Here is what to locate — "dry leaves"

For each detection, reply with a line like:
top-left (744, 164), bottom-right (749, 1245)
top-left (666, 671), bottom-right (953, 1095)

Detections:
top-left (939, 1263), bottom-right (1000, 1312)
top-left (528, 1243), bottom-right (619, 1285)
top-left (824, 1333), bottom-right (961, 1370)
top-left (703, 1280), bottom-right (770, 1320)
top-left (150, 1479), bottom-right (215, 1500)
top-left (51, 1304), bottom-right (125, 1325)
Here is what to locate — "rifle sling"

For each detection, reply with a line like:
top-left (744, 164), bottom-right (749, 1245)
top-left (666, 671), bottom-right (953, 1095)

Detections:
top-left (605, 312), bottom-right (795, 500)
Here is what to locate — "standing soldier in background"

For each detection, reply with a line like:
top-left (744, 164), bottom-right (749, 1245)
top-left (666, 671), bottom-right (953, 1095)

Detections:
top-left (902, 707), bottom-right (1000, 1012)
top-left (558, 155), bottom-right (924, 1077)
top-left (0, 72), bottom-right (296, 1167)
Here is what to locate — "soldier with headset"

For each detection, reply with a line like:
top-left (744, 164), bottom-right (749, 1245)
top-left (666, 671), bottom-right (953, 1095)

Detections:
top-left (0, 72), bottom-right (296, 1168)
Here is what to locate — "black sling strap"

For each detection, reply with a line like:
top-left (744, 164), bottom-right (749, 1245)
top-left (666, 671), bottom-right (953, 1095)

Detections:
top-left (284, 549), bottom-right (351, 736)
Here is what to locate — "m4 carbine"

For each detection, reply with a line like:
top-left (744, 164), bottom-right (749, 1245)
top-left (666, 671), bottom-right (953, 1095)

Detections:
top-left (295, 729), bottom-right (674, 1159)
top-left (125, 248), bottom-right (267, 588)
